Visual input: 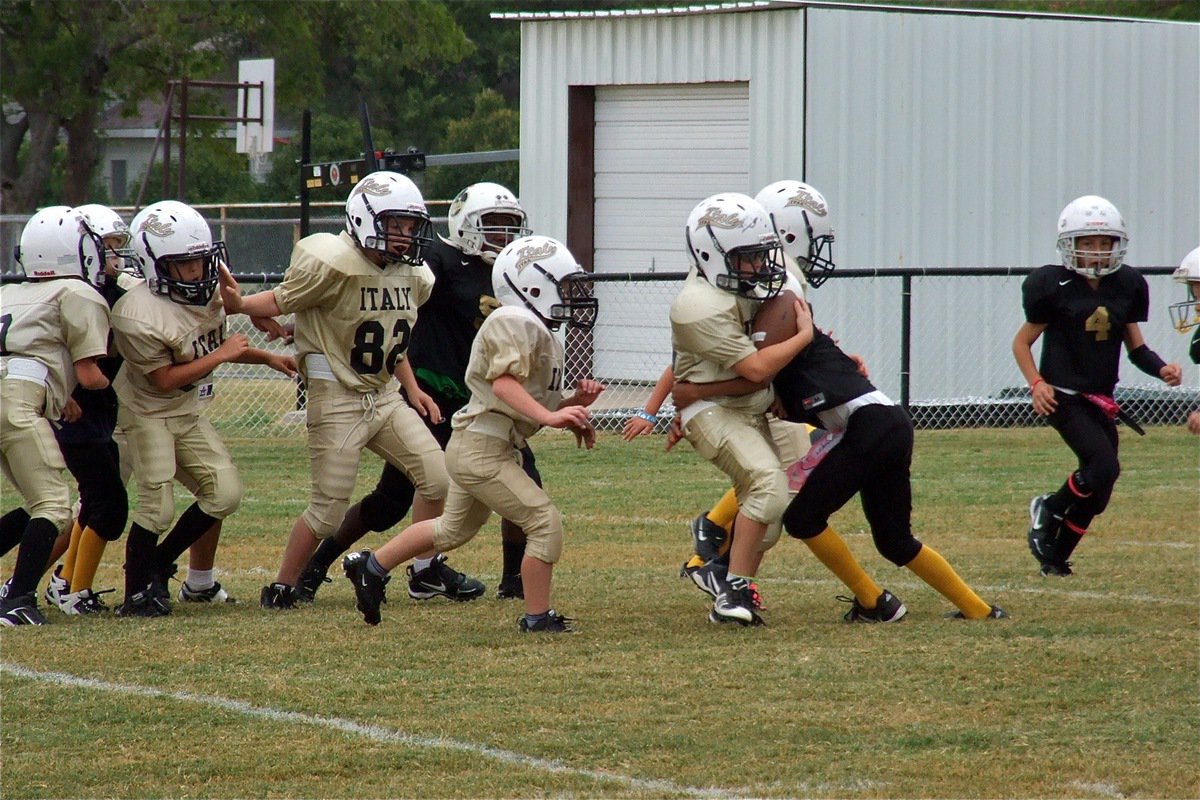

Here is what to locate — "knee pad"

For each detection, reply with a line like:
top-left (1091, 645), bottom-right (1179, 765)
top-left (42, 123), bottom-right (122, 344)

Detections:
top-left (360, 480), bottom-right (416, 532)
top-left (739, 469), bottom-right (789, 526)
top-left (132, 480), bottom-right (176, 534)
top-left (519, 504), bottom-right (563, 564)
top-left (759, 519), bottom-right (784, 553)
top-left (782, 502), bottom-right (826, 541)
top-left (303, 497), bottom-right (349, 540)
top-left (876, 532), bottom-right (923, 568)
top-left (197, 465), bottom-right (243, 520)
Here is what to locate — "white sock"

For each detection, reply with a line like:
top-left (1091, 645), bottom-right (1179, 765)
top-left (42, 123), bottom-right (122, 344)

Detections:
top-left (412, 557), bottom-right (434, 573)
top-left (185, 568), bottom-right (215, 591)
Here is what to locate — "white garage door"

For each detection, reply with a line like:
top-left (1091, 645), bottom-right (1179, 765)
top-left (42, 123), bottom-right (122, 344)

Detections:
top-left (592, 82), bottom-right (749, 382)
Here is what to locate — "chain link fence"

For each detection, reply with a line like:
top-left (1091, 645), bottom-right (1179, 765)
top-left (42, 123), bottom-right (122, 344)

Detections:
top-left (205, 267), bottom-right (1196, 438)
top-left (2, 208), bottom-right (1193, 437)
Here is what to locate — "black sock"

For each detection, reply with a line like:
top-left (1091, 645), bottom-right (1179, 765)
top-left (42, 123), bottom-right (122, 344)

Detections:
top-left (311, 536), bottom-right (350, 572)
top-left (155, 503), bottom-right (219, 574)
top-left (500, 536), bottom-right (526, 580)
top-left (1053, 527), bottom-right (1085, 563)
top-left (7, 517), bottom-right (57, 599)
top-left (125, 524), bottom-right (159, 598)
top-left (0, 507), bottom-right (32, 558)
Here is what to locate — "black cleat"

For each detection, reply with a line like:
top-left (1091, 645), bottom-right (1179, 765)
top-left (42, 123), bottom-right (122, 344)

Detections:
top-left (115, 586), bottom-right (171, 618)
top-left (343, 550), bottom-right (388, 625)
top-left (841, 590), bottom-right (907, 623)
top-left (1040, 561), bottom-right (1074, 577)
top-left (179, 582), bottom-right (235, 603)
top-left (406, 554), bottom-right (484, 601)
top-left (709, 579), bottom-right (765, 627)
top-left (689, 513), bottom-right (728, 563)
top-left (296, 562), bottom-right (332, 603)
top-left (0, 594), bottom-right (48, 626)
top-left (518, 609), bottom-right (574, 633)
top-left (946, 604), bottom-right (1009, 619)
top-left (680, 555), bottom-right (727, 600)
top-left (1027, 494), bottom-right (1059, 568)
top-left (496, 575), bottom-right (524, 600)
top-left (259, 582), bottom-right (299, 610)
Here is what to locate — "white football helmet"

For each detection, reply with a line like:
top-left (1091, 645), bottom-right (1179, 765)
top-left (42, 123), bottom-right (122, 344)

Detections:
top-left (1056, 195), bottom-right (1128, 277)
top-left (755, 180), bottom-right (836, 288)
top-left (130, 200), bottom-right (225, 306)
top-left (344, 171), bottom-right (432, 266)
top-left (446, 182), bottom-right (531, 264)
top-left (1169, 246), bottom-right (1200, 333)
top-left (15, 205), bottom-right (106, 288)
top-left (685, 193), bottom-right (785, 299)
top-left (75, 203), bottom-right (135, 275)
top-left (492, 235), bottom-right (596, 331)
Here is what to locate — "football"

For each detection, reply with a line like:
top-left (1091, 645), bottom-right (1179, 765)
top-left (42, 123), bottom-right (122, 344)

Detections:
top-left (751, 289), bottom-right (800, 349)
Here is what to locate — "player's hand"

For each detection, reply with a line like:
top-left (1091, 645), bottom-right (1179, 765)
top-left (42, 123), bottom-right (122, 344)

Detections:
top-left (547, 405), bottom-right (591, 431)
top-left (622, 415), bottom-right (653, 441)
top-left (793, 297), bottom-right (813, 336)
top-left (571, 378), bottom-right (605, 407)
top-left (849, 353), bottom-right (869, 378)
top-left (409, 388), bottom-right (443, 424)
top-left (570, 419), bottom-right (596, 450)
top-left (61, 397), bottom-right (82, 423)
top-left (1160, 363), bottom-right (1183, 387)
top-left (769, 397), bottom-right (788, 420)
top-left (268, 354), bottom-right (298, 378)
top-left (1031, 379), bottom-right (1057, 416)
top-left (219, 282), bottom-right (244, 314)
top-left (664, 415), bottom-right (684, 452)
top-left (217, 333), bottom-right (250, 362)
top-left (671, 380), bottom-right (702, 411)
top-left (251, 316), bottom-right (292, 343)
top-left (1188, 410), bottom-right (1200, 435)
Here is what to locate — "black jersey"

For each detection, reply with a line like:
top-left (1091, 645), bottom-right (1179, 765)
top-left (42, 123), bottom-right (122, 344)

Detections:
top-left (1190, 327), bottom-right (1200, 366)
top-left (1022, 263), bottom-right (1149, 395)
top-left (408, 237), bottom-right (500, 403)
top-left (55, 278), bottom-right (125, 445)
top-left (773, 325), bottom-right (877, 427)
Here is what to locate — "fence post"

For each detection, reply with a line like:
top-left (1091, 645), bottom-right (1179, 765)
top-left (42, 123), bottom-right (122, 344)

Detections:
top-left (900, 273), bottom-right (912, 410)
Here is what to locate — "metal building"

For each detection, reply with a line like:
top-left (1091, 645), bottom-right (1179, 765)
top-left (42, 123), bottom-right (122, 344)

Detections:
top-left (498, 1), bottom-right (1200, 398)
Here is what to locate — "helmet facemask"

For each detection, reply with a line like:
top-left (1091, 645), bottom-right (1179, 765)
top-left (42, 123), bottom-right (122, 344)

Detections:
top-left (1168, 281), bottom-right (1200, 332)
top-left (552, 273), bottom-right (597, 331)
top-left (472, 211), bottom-right (532, 265)
top-left (696, 225), bottom-right (785, 300)
top-left (148, 242), bottom-right (225, 306)
top-left (1058, 234), bottom-right (1127, 278)
top-left (361, 208), bottom-right (433, 267)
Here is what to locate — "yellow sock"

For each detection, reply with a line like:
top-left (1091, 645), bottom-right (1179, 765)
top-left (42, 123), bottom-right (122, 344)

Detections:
top-left (905, 545), bottom-right (991, 619)
top-left (803, 527), bottom-right (882, 607)
top-left (70, 527), bottom-right (108, 593)
top-left (707, 488), bottom-right (739, 532)
top-left (61, 520), bottom-right (84, 586)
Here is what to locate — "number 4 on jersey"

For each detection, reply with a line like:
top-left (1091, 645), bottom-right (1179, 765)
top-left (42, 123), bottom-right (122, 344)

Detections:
top-left (1085, 306), bottom-right (1111, 341)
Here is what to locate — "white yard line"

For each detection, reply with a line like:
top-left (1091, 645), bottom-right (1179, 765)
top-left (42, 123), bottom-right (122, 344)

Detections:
top-left (0, 664), bottom-right (740, 799)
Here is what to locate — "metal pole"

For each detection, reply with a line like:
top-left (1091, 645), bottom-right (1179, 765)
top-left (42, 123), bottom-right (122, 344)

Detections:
top-left (177, 77), bottom-right (189, 200)
top-left (900, 273), bottom-right (912, 410)
top-left (162, 84), bottom-right (172, 199)
top-left (135, 82), bottom-right (175, 211)
top-left (299, 109), bottom-right (311, 239)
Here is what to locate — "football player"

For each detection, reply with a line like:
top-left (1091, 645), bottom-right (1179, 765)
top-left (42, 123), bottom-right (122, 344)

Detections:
top-left (110, 200), bottom-right (297, 617)
top-left (221, 171), bottom-right (478, 610)
top-left (296, 182), bottom-right (534, 604)
top-left (341, 235), bottom-right (602, 632)
top-left (40, 204), bottom-right (136, 614)
top-left (1014, 196), bottom-right (1182, 576)
top-left (674, 286), bottom-right (1007, 621)
top-left (669, 193), bottom-right (815, 626)
top-left (0, 207), bottom-right (111, 625)
top-left (1168, 247), bottom-right (1200, 434)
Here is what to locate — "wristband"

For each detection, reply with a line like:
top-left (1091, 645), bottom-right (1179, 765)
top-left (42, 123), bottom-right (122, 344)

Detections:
top-left (635, 410), bottom-right (658, 425)
top-left (1128, 344), bottom-right (1167, 378)
top-left (1030, 378), bottom-right (1044, 390)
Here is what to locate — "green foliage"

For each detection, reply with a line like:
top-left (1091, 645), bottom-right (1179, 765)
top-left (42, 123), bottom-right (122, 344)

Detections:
top-left (424, 89), bottom-right (520, 201)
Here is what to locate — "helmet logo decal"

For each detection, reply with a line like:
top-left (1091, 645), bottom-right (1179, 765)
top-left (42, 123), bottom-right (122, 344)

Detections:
top-left (785, 188), bottom-right (827, 217)
top-left (138, 213), bottom-right (174, 238)
top-left (355, 176), bottom-right (392, 196)
top-left (514, 241), bottom-right (557, 271)
top-left (696, 206), bottom-right (753, 232)
top-left (448, 189), bottom-right (468, 219)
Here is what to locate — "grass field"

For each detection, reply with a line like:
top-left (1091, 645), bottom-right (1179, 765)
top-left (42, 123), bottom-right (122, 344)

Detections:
top-left (2, 427), bottom-right (1197, 799)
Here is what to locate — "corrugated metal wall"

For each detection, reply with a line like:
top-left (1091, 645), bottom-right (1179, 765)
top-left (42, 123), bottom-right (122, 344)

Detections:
top-left (517, 6), bottom-right (1200, 397)
top-left (519, 9), bottom-right (807, 238)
